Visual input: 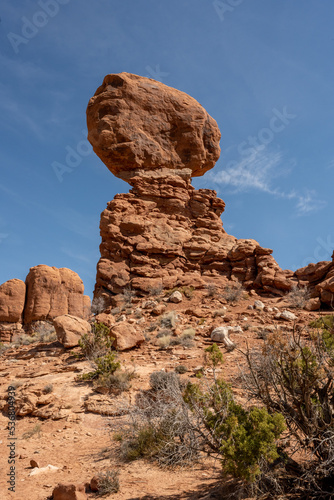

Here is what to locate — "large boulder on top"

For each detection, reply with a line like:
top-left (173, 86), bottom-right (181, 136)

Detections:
top-left (86, 72), bottom-right (221, 181)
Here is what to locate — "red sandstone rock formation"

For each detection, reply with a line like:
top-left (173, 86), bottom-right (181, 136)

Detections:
top-left (24, 265), bottom-right (90, 323)
top-left (87, 73), bottom-right (334, 309)
top-left (0, 266), bottom-right (91, 341)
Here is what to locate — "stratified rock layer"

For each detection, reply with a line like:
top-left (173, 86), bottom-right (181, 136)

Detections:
top-left (94, 175), bottom-right (299, 304)
top-left (87, 72), bottom-right (221, 181)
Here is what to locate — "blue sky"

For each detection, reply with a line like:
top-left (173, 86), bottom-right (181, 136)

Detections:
top-left (1, 0), bottom-right (333, 298)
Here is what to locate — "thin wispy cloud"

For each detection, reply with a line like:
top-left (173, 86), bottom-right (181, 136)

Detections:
top-left (295, 191), bottom-right (327, 216)
top-left (209, 149), bottom-right (326, 217)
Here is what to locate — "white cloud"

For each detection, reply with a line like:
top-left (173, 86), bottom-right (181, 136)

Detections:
top-left (295, 191), bottom-right (327, 217)
top-left (209, 149), bottom-right (326, 217)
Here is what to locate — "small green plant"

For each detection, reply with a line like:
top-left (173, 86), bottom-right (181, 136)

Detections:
top-left (206, 283), bottom-right (217, 297)
top-left (94, 369), bottom-right (135, 393)
top-left (156, 335), bottom-right (171, 350)
top-left (287, 285), bottom-right (310, 308)
top-left (170, 328), bottom-right (196, 348)
top-left (223, 282), bottom-right (244, 303)
top-left (219, 405), bottom-right (286, 483)
top-left (96, 470), bottom-right (120, 495)
top-left (160, 311), bottom-right (177, 329)
top-left (78, 322), bottom-right (113, 360)
top-left (175, 365), bottom-right (188, 374)
top-left (22, 424), bottom-right (41, 440)
top-left (43, 384), bottom-right (53, 394)
top-left (80, 352), bottom-right (120, 381)
top-left (149, 370), bottom-right (182, 392)
top-left (309, 314), bottom-right (334, 330)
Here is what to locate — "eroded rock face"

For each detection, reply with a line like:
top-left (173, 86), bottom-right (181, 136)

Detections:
top-left (24, 265), bottom-right (90, 324)
top-left (87, 72), bottom-right (221, 181)
top-left (94, 174), bottom-right (292, 303)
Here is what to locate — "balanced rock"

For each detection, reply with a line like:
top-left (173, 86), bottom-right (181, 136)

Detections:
top-left (88, 73), bottom-right (334, 309)
top-left (87, 72), bottom-right (221, 181)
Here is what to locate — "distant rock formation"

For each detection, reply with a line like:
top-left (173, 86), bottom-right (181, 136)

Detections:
top-left (0, 265), bottom-right (90, 342)
top-left (87, 73), bottom-right (334, 310)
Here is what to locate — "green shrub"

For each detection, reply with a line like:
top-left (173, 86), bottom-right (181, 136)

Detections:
top-left (286, 285), bottom-right (310, 308)
top-left (43, 384), bottom-right (53, 394)
top-left (96, 470), bottom-right (120, 495)
top-left (244, 327), bottom-right (334, 494)
top-left (149, 371), bottom-right (181, 392)
top-left (80, 352), bottom-right (120, 381)
top-left (95, 369), bottom-right (135, 393)
top-left (223, 282), bottom-right (244, 303)
top-left (78, 322), bottom-right (113, 360)
top-left (156, 335), bottom-right (171, 349)
top-left (175, 365), bottom-right (188, 374)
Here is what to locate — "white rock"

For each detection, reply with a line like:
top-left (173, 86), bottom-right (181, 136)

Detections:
top-left (280, 310), bottom-right (297, 321)
top-left (169, 291), bottom-right (183, 303)
top-left (29, 464), bottom-right (59, 476)
top-left (211, 327), bottom-right (235, 350)
top-left (254, 300), bottom-right (265, 311)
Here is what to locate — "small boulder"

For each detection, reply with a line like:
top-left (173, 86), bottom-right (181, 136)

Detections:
top-left (152, 304), bottom-right (166, 316)
top-left (90, 476), bottom-right (99, 492)
top-left (304, 297), bottom-right (321, 311)
top-left (254, 300), bottom-right (265, 311)
top-left (143, 300), bottom-right (158, 309)
top-left (111, 323), bottom-right (145, 351)
top-left (169, 291), bottom-right (183, 303)
top-left (276, 310), bottom-right (297, 322)
top-left (53, 315), bottom-right (91, 348)
top-left (52, 483), bottom-right (87, 500)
